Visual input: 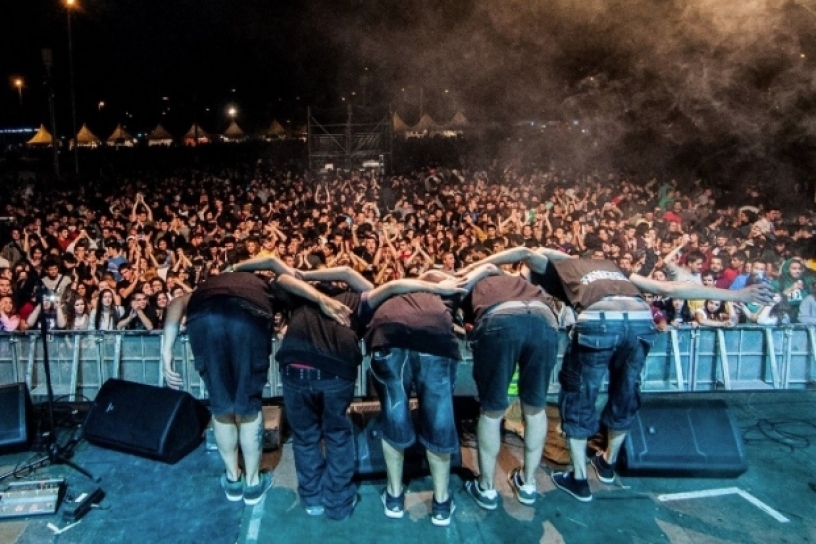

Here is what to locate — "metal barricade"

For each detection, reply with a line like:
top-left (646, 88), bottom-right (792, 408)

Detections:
top-left (1, 325), bottom-right (814, 401)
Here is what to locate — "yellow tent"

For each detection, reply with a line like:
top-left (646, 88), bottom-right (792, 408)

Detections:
top-left (264, 119), bottom-right (286, 139)
top-left (448, 110), bottom-right (468, 129)
top-left (27, 124), bottom-right (54, 146)
top-left (74, 124), bottom-right (101, 148)
top-left (183, 123), bottom-right (210, 146)
top-left (147, 124), bottom-right (173, 146)
top-left (222, 120), bottom-right (247, 142)
top-left (106, 124), bottom-right (135, 147)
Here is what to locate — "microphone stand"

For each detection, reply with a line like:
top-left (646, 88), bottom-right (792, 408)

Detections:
top-left (0, 284), bottom-right (98, 482)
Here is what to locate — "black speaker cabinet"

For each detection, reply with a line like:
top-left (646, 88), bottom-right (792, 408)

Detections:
top-left (0, 382), bottom-right (35, 453)
top-left (621, 398), bottom-right (747, 477)
top-left (83, 379), bottom-right (211, 464)
top-left (348, 401), bottom-right (462, 478)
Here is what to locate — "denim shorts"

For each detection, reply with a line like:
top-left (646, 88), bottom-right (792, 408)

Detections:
top-left (470, 307), bottom-right (559, 411)
top-left (369, 347), bottom-right (459, 455)
top-left (187, 298), bottom-right (272, 417)
top-left (558, 317), bottom-right (656, 439)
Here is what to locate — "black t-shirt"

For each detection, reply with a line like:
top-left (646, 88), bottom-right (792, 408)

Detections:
top-left (276, 291), bottom-right (365, 381)
top-left (461, 275), bottom-right (555, 324)
top-left (532, 258), bottom-right (643, 312)
top-left (365, 292), bottom-right (460, 360)
top-left (187, 272), bottom-right (282, 320)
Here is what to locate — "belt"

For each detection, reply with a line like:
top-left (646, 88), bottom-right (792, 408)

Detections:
top-left (282, 365), bottom-right (339, 380)
top-left (486, 300), bottom-right (550, 315)
top-left (577, 310), bottom-right (653, 322)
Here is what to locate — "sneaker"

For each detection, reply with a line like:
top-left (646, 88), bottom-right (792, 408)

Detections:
top-left (465, 480), bottom-right (499, 511)
top-left (508, 467), bottom-right (537, 505)
top-left (381, 489), bottom-right (405, 519)
top-left (551, 472), bottom-right (592, 502)
top-left (591, 452), bottom-right (616, 484)
top-left (331, 493), bottom-right (360, 522)
top-left (243, 472), bottom-right (273, 506)
top-left (305, 504), bottom-right (325, 516)
top-left (431, 495), bottom-right (456, 527)
top-left (220, 474), bottom-right (243, 502)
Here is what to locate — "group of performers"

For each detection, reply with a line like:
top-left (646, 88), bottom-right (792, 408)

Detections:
top-left (161, 248), bottom-right (773, 524)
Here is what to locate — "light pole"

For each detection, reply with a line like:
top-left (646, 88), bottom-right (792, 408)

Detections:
top-left (14, 78), bottom-right (23, 105)
top-left (66, 0), bottom-right (79, 175)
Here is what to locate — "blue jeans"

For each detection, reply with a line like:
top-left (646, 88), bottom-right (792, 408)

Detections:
top-left (369, 347), bottom-right (459, 455)
top-left (281, 365), bottom-right (357, 520)
top-left (558, 318), bottom-right (657, 439)
top-left (470, 307), bottom-right (559, 411)
top-left (187, 298), bottom-right (271, 417)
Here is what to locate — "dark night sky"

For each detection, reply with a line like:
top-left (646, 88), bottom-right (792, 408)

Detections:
top-left (4, 0), bottom-right (816, 188)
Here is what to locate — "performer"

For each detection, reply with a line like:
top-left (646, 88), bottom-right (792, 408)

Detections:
top-left (461, 247), bottom-right (774, 502)
top-left (161, 261), bottom-right (351, 506)
top-left (455, 265), bottom-right (560, 509)
top-left (233, 258), bottom-right (465, 521)
top-left (365, 272), bottom-right (465, 527)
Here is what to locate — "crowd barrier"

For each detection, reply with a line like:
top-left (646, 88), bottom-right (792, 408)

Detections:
top-left (0, 326), bottom-right (814, 403)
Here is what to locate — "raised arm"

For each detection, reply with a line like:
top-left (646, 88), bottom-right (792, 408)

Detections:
top-left (366, 278), bottom-right (468, 310)
top-left (161, 294), bottom-right (191, 389)
top-left (299, 266), bottom-right (375, 292)
top-left (229, 255), bottom-right (297, 277)
top-left (629, 273), bottom-right (774, 305)
top-left (457, 246), bottom-right (535, 275)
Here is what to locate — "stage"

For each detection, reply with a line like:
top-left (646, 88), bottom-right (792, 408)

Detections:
top-left (1, 390), bottom-right (814, 544)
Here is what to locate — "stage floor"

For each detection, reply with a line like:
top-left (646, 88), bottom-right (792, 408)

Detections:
top-left (1, 390), bottom-right (815, 544)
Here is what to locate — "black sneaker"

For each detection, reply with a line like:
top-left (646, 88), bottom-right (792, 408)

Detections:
top-left (431, 495), bottom-right (456, 527)
top-left (591, 452), bottom-right (616, 484)
top-left (465, 480), bottom-right (499, 510)
top-left (220, 474), bottom-right (243, 502)
top-left (243, 472), bottom-right (273, 506)
top-left (330, 493), bottom-right (360, 522)
top-left (508, 467), bottom-right (537, 505)
top-left (551, 472), bottom-right (592, 502)
top-left (381, 489), bottom-right (405, 519)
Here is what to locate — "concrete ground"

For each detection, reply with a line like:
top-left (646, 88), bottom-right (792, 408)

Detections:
top-left (1, 390), bottom-right (815, 543)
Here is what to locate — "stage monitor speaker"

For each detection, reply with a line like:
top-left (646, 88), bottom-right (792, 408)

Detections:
top-left (621, 398), bottom-right (747, 477)
top-left (0, 383), bottom-right (35, 453)
top-left (83, 379), bottom-right (211, 464)
top-left (348, 401), bottom-right (462, 478)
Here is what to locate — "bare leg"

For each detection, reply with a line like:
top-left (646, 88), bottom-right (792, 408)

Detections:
top-left (476, 410), bottom-right (503, 490)
top-left (605, 429), bottom-right (627, 464)
top-left (382, 439), bottom-right (405, 498)
top-left (521, 403), bottom-right (547, 486)
top-left (212, 414), bottom-right (240, 481)
top-left (426, 450), bottom-right (451, 503)
top-left (237, 411), bottom-right (264, 487)
top-left (568, 437), bottom-right (588, 479)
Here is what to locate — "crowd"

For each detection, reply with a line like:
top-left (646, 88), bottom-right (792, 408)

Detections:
top-left (1, 161), bottom-right (816, 334)
top-left (0, 158), bottom-right (792, 523)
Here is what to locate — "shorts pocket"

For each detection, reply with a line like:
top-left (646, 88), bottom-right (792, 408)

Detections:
top-left (576, 332), bottom-right (618, 350)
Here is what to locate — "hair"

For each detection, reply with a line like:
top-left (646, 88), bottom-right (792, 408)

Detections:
top-left (65, 293), bottom-right (89, 330)
top-left (94, 289), bottom-right (118, 331)
top-left (664, 298), bottom-right (693, 324)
